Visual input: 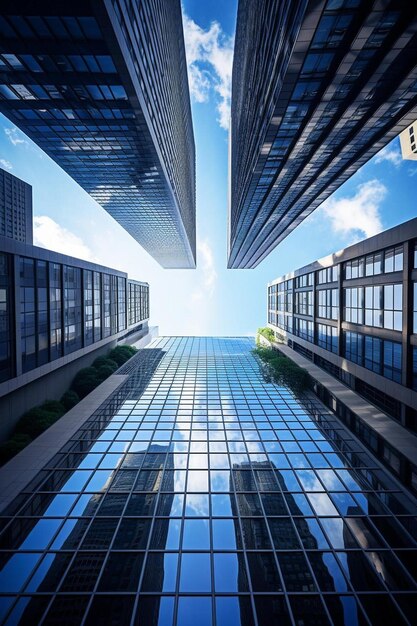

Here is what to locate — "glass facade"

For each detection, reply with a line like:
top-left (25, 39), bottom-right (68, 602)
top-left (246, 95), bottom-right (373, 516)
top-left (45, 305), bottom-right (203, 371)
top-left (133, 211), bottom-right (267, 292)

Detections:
top-left (0, 337), bottom-right (416, 625)
top-left (268, 223), bottom-right (417, 439)
top-left (0, 253), bottom-right (11, 382)
top-left (0, 247), bottom-right (149, 384)
top-left (0, 1), bottom-right (196, 268)
top-left (229, 0), bottom-right (417, 268)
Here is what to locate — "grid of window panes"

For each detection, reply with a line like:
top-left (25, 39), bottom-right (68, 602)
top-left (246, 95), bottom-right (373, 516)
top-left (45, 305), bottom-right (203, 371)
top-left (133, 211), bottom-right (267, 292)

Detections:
top-left (0, 337), bottom-right (416, 626)
top-left (268, 282), bottom-right (293, 332)
top-left (317, 323), bottom-right (338, 354)
top-left (343, 332), bottom-right (402, 383)
top-left (2, 250), bottom-right (149, 382)
top-left (317, 288), bottom-right (338, 320)
top-left (317, 267), bottom-right (338, 285)
top-left (228, 0), bottom-right (417, 268)
top-left (0, 253), bottom-right (11, 382)
top-left (344, 284), bottom-right (402, 331)
top-left (294, 318), bottom-right (314, 343)
top-left (344, 246), bottom-right (403, 280)
top-left (129, 282), bottom-right (150, 327)
top-left (0, 2), bottom-right (196, 268)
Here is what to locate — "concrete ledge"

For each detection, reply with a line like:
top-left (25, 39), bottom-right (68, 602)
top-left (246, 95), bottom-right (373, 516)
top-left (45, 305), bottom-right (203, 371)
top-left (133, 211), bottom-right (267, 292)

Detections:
top-left (275, 343), bottom-right (417, 465)
top-left (0, 373), bottom-right (128, 513)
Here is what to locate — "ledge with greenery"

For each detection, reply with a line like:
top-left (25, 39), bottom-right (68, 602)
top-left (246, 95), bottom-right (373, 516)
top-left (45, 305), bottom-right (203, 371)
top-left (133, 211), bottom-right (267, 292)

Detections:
top-left (0, 344), bottom-right (138, 466)
top-left (256, 327), bottom-right (275, 344)
top-left (253, 345), bottom-right (312, 394)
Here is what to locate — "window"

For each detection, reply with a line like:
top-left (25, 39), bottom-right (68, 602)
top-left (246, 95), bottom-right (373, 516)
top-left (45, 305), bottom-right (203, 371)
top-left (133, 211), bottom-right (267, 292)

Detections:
top-left (383, 284), bottom-right (402, 331)
top-left (295, 273), bottom-right (313, 288)
top-left (93, 272), bottom-right (101, 342)
top-left (414, 283), bottom-right (417, 334)
top-left (103, 274), bottom-right (111, 338)
top-left (84, 270), bottom-right (94, 346)
top-left (294, 319), bottom-right (313, 342)
top-left (295, 290), bottom-right (313, 317)
top-left (36, 260), bottom-right (48, 366)
top-left (344, 258), bottom-right (364, 280)
top-left (64, 265), bottom-right (82, 353)
top-left (50, 262), bottom-right (62, 361)
top-left (364, 336), bottom-right (382, 373)
top-left (365, 252), bottom-right (382, 276)
top-left (118, 276), bottom-right (126, 332)
top-left (364, 286), bottom-right (382, 328)
top-left (384, 246), bottom-right (403, 273)
top-left (0, 253), bottom-right (11, 382)
top-left (344, 287), bottom-right (364, 324)
top-left (317, 323), bottom-right (338, 353)
top-left (343, 331), bottom-right (363, 365)
top-left (317, 288), bottom-right (338, 320)
top-left (412, 347), bottom-right (417, 391)
top-left (383, 341), bottom-right (402, 383)
top-left (20, 257), bottom-right (36, 373)
top-left (317, 266), bottom-right (338, 284)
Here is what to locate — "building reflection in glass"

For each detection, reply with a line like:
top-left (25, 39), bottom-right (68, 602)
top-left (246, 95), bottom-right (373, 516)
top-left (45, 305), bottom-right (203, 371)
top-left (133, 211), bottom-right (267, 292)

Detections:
top-left (0, 338), bottom-right (416, 626)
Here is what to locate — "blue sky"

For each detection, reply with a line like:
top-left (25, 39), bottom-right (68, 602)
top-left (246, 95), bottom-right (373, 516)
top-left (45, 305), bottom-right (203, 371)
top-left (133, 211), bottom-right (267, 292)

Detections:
top-left (0, 1), bottom-right (416, 336)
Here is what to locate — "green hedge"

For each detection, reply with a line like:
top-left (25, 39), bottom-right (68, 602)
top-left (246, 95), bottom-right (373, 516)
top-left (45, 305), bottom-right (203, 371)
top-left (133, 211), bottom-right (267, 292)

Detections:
top-left (0, 433), bottom-right (33, 466)
top-left (108, 345), bottom-right (137, 366)
top-left (253, 346), bottom-right (312, 393)
top-left (0, 343), bottom-right (138, 466)
top-left (60, 390), bottom-right (80, 411)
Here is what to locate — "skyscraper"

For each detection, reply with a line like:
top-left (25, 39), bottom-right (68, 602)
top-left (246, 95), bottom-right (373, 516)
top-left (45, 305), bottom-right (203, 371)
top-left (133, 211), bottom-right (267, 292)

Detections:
top-left (267, 218), bottom-right (417, 494)
top-left (0, 1), bottom-right (196, 268)
top-left (0, 337), bottom-right (416, 625)
top-left (0, 167), bottom-right (32, 243)
top-left (228, 0), bottom-right (417, 268)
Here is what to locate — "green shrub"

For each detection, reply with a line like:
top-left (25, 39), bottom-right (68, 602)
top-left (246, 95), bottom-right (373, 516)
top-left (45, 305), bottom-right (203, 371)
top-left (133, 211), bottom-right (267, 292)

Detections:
top-left (253, 346), bottom-right (312, 393)
top-left (16, 407), bottom-right (61, 438)
top-left (40, 400), bottom-right (66, 417)
top-left (71, 367), bottom-right (100, 398)
top-left (92, 356), bottom-right (118, 371)
top-left (60, 390), bottom-right (80, 411)
top-left (108, 345), bottom-right (137, 366)
top-left (0, 433), bottom-right (32, 466)
top-left (257, 327), bottom-right (275, 343)
top-left (96, 364), bottom-right (117, 382)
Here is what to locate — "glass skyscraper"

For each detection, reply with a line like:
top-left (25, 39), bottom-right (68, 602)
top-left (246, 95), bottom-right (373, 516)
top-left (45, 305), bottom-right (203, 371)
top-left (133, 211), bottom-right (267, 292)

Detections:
top-left (228, 0), bottom-right (417, 268)
top-left (0, 337), bottom-right (416, 625)
top-left (0, 1), bottom-right (196, 268)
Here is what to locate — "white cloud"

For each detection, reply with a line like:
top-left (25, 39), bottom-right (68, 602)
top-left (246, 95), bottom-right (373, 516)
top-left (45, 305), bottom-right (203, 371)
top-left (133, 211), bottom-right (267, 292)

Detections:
top-left (320, 179), bottom-right (386, 240)
top-left (374, 144), bottom-right (402, 167)
top-left (4, 126), bottom-right (27, 146)
top-left (0, 158), bottom-right (12, 170)
top-left (183, 14), bottom-right (234, 130)
top-left (33, 215), bottom-right (96, 262)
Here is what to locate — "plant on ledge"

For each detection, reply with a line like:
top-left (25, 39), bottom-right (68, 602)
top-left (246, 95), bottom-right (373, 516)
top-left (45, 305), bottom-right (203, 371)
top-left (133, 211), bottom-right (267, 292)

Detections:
top-left (256, 327), bottom-right (275, 344)
top-left (253, 345), bottom-right (312, 393)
